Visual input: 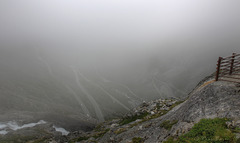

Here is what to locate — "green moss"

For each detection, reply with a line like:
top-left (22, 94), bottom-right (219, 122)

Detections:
top-left (164, 118), bottom-right (237, 143)
top-left (114, 128), bottom-right (127, 134)
top-left (0, 135), bottom-right (44, 143)
top-left (160, 120), bottom-right (178, 130)
top-left (170, 101), bottom-right (184, 109)
top-left (93, 128), bottom-right (110, 139)
top-left (164, 136), bottom-right (175, 143)
top-left (70, 128), bottom-right (110, 142)
top-left (232, 127), bottom-right (240, 133)
top-left (94, 123), bottom-right (103, 132)
top-left (129, 101), bottom-right (184, 128)
top-left (132, 137), bottom-right (144, 143)
top-left (75, 136), bottom-right (90, 142)
top-left (119, 112), bottom-right (149, 125)
top-left (69, 136), bottom-right (90, 143)
top-left (151, 101), bottom-right (184, 120)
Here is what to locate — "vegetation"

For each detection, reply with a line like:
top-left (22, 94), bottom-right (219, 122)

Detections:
top-left (70, 128), bottom-right (110, 142)
top-left (164, 118), bottom-right (237, 143)
top-left (119, 112), bottom-right (149, 125)
top-left (160, 120), bottom-right (178, 130)
top-left (71, 136), bottom-right (90, 142)
top-left (147, 101), bottom-right (184, 121)
top-left (132, 137), bottom-right (144, 143)
top-left (114, 128), bottom-right (127, 134)
top-left (129, 101), bottom-right (184, 128)
top-left (93, 128), bottom-right (110, 139)
top-left (94, 123), bottom-right (103, 132)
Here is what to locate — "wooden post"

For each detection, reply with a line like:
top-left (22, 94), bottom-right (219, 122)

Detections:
top-left (229, 53), bottom-right (236, 75)
top-left (216, 57), bottom-right (222, 81)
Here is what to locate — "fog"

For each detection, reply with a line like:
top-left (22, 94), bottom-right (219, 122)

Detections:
top-left (0, 0), bottom-right (239, 130)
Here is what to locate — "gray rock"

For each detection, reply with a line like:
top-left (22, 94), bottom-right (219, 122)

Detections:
top-left (96, 80), bottom-right (240, 143)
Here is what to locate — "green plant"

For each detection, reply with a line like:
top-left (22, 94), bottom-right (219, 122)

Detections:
top-left (164, 136), bottom-right (175, 143)
top-left (132, 137), bottom-right (144, 143)
top-left (164, 118), bottom-right (237, 143)
top-left (76, 136), bottom-right (89, 142)
top-left (93, 128), bottom-right (110, 138)
top-left (119, 112), bottom-right (149, 125)
top-left (160, 120), bottom-right (178, 130)
top-left (114, 128), bottom-right (127, 134)
top-left (94, 123), bottom-right (103, 132)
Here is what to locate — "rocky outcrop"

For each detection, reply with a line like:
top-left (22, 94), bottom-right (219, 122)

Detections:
top-left (67, 77), bottom-right (240, 143)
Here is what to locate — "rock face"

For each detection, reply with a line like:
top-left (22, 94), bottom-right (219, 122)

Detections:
top-left (67, 77), bottom-right (240, 143)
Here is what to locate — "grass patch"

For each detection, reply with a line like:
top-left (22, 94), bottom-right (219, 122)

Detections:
top-left (73, 136), bottom-right (90, 142)
top-left (164, 118), bottom-right (237, 143)
top-left (94, 123), bottom-right (103, 132)
top-left (119, 112), bottom-right (149, 125)
top-left (114, 128), bottom-right (127, 134)
top-left (132, 137), bottom-right (144, 143)
top-left (70, 128), bottom-right (110, 142)
top-left (129, 101), bottom-right (184, 128)
top-left (152, 101), bottom-right (183, 119)
top-left (160, 120), bottom-right (178, 130)
top-left (170, 101), bottom-right (184, 109)
top-left (93, 128), bottom-right (110, 139)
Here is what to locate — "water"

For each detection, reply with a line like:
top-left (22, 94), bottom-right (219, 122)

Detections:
top-left (0, 120), bottom-right (46, 135)
top-left (53, 126), bottom-right (69, 135)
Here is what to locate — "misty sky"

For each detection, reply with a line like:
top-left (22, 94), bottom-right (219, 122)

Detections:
top-left (0, 0), bottom-right (240, 125)
top-left (0, 0), bottom-right (239, 78)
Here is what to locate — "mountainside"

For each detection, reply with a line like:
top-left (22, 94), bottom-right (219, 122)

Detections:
top-left (0, 47), bottom-right (205, 131)
top-left (1, 74), bottom-right (240, 142)
top-left (65, 75), bottom-right (240, 143)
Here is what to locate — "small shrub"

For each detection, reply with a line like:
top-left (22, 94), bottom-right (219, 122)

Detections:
top-left (170, 101), bottom-right (184, 110)
top-left (76, 136), bottom-right (89, 142)
top-left (114, 128), bottom-right (127, 134)
top-left (93, 128), bottom-right (110, 139)
top-left (119, 112), bottom-right (149, 125)
top-left (132, 137), bottom-right (144, 143)
top-left (163, 118), bottom-right (237, 143)
top-left (160, 120), bottom-right (178, 130)
top-left (94, 123), bottom-right (103, 131)
top-left (164, 137), bottom-right (175, 143)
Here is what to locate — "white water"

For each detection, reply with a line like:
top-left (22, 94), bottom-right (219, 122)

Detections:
top-left (0, 130), bottom-right (8, 135)
top-left (53, 126), bottom-right (69, 135)
top-left (0, 124), bottom-right (7, 130)
top-left (94, 66), bottom-right (139, 99)
top-left (0, 120), bottom-right (46, 135)
top-left (7, 120), bottom-right (46, 131)
top-left (97, 85), bottom-right (130, 111)
top-left (71, 66), bottom-right (105, 122)
top-left (35, 47), bottom-right (54, 77)
top-left (153, 77), bottom-right (186, 98)
top-left (38, 56), bottom-right (54, 77)
top-left (152, 79), bottom-right (167, 98)
top-left (118, 83), bottom-right (138, 98)
top-left (65, 85), bottom-right (91, 117)
top-left (76, 68), bottom-right (130, 111)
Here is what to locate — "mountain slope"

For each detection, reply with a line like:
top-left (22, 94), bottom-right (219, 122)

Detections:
top-left (66, 75), bottom-right (240, 143)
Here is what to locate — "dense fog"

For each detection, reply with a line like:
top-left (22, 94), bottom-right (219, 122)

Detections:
top-left (0, 0), bottom-right (239, 130)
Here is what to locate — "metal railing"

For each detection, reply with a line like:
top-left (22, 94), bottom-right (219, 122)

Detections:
top-left (215, 53), bottom-right (240, 83)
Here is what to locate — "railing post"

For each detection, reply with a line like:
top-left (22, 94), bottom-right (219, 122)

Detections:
top-left (216, 57), bottom-right (222, 81)
top-left (229, 53), bottom-right (236, 75)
